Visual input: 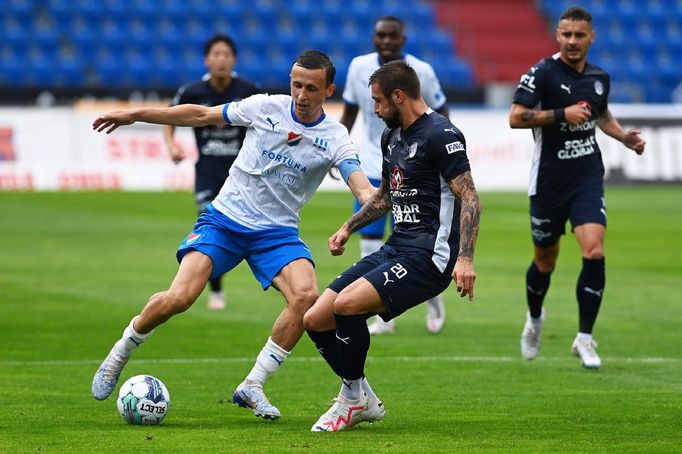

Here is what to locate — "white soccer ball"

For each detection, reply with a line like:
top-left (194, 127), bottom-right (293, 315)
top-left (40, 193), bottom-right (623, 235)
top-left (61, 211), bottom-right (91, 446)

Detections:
top-left (116, 375), bottom-right (170, 425)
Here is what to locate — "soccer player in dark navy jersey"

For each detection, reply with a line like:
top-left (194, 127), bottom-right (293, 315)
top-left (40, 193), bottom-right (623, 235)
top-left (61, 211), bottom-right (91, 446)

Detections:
top-left (164, 35), bottom-right (259, 310)
top-left (303, 60), bottom-right (481, 431)
top-left (509, 7), bottom-right (645, 369)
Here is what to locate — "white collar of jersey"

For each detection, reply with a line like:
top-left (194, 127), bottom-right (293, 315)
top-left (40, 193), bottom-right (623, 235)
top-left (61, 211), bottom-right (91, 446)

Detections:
top-left (289, 101), bottom-right (327, 127)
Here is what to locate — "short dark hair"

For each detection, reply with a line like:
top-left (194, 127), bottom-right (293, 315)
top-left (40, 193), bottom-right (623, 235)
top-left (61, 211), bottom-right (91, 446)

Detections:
top-left (204, 34), bottom-right (237, 56)
top-left (292, 50), bottom-right (336, 87)
top-left (368, 60), bottom-right (421, 100)
top-left (375, 15), bottom-right (404, 30)
top-left (559, 6), bottom-right (592, 25)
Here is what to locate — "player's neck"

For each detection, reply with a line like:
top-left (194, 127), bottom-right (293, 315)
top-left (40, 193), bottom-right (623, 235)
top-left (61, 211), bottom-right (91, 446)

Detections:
top-left (559, 55), bottom-right (587, 73)
top-left (400, 99), bottom-right (428, 130)
top-left (209, 75), bottom-right (233, 91)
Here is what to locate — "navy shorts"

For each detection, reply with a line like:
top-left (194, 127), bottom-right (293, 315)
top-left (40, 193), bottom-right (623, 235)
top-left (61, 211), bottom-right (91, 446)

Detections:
top-left (530, 183), bottom-right (606, 248)
top-left (177, 205), bottom-right (313, 289)
top-left (353, 177), bottom-right (394, 238)
top-left (328, 244), bottom-right (452, 321)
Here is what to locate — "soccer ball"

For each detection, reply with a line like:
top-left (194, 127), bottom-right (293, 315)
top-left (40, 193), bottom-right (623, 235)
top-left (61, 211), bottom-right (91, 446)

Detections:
top-left (117, 375), bottom-right (170, 425)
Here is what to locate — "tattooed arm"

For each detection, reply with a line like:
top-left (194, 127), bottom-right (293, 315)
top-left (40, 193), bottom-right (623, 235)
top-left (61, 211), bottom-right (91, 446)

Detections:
top-left (447, 170), bottom-right (482, 300)
top-left (328, 178), bottom-right (392, 256)
top-left (509, 102), bottom-right (592, 128)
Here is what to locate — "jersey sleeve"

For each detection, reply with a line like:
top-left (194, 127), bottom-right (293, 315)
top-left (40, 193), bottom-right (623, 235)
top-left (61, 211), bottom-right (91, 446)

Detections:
top-left (222, 93), bottom-right (267, 127)
top-left (342, 58), bottom-right (360, 106)
top-left (428, 125), bottom-right (471, 182)
top-left (380, 128), bottom-right (392, 180)
top-left (512, 61), bottom-right (547, 108)
top-left (600, 74), bottom-right (610, 112)
top-left (331, 128), bottom-right (359, 166)
top-left (421, 64), bottom-right (447, 111)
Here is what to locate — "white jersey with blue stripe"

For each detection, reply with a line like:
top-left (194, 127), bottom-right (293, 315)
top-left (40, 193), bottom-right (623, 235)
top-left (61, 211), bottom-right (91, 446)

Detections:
top-left (343, 52), bottom-right (447, 180)
top-left (213, 94), bottom-right (357, 229)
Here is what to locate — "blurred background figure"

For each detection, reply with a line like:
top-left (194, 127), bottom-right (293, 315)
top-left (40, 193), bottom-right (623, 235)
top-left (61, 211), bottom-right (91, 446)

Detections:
top-left (164, 34), bottom-right (260, 310)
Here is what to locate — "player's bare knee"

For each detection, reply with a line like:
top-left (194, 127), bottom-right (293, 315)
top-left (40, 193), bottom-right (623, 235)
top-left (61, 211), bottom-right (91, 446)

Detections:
top-left (583, 249), bottom-right (604, 260)
top-left (287, 287), bottom-right (318, 314)
top-left (162, 290), bottom-right (195, 314)
top-left (332, 293), bottom-right (357, 316)
top-left (303, 308), bottom-right (321, 331)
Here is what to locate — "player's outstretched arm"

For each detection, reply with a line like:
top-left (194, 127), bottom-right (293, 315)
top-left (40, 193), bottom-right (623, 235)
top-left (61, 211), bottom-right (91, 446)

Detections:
top-left (328, 178), bottom-right (391, 256)
top-left (447, 170), bottom-right (481, 301)
top-left (597, 108), bottom-right (646, 155)
top-left (93, 104), bottom-right (226, 134)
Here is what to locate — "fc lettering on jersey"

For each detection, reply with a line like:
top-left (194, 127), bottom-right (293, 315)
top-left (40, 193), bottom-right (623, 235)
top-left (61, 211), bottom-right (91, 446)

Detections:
top-left (518, 73), bottom-right (537, 93)
top-left (445, 141), bottom-right (465, 154)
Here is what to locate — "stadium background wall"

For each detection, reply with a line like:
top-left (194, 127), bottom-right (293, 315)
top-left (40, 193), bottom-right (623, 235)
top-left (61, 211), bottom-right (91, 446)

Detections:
top-left (0, 103), bottom-right (680, 191)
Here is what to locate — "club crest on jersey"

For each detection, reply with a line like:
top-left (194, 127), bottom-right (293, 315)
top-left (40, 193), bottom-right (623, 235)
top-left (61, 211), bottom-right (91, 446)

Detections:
top-left (186, 232), bottom-right (201, 243)
top-left (408, 142), bottom-right (418, 158)
top-left (313, 137), bottom-right (329, 151)
top-left (390, 167), bottom-right (405, 190)
top-left (445, 141), bottom-right (465, 154)
top-left (287, 131), bottom-right (303, 146)
top-left (594, 80), bottom-right (604, 95)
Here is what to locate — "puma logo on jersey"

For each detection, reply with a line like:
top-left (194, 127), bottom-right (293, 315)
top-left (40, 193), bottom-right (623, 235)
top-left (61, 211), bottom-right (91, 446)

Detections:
top-left (266, 117), bottom-right (279, 130)
top-left (444, 127), bottom-right (457, 134)
top-left (560, 84), bottom-right (571, 94)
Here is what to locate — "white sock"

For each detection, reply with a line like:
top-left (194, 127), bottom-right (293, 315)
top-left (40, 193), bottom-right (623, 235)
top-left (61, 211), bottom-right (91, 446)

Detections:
top-left (577, 332), bottom-right (593, 342)
top-left (361, 377), bottom-right (376, 401)
top-left (114, 316), bottom-right (153, 357)
top-left (360, 238), bottom-right (383, 258)
top-left (245, 337), bottom-right (290, 385)
top-left (340, 378), bottom-right (363, 401)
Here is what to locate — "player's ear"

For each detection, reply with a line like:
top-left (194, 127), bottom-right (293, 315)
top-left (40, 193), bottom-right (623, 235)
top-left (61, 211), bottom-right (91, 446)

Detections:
top-left (391, 89), bottom-right (403, 104)
top-left (326, 83), bottom-right (336, 98)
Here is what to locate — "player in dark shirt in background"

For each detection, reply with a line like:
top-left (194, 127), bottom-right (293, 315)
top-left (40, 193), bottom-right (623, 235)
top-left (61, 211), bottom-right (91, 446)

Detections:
top-left (164, 34), bottom-right (259, 310)
top-left (509, 7), bottom-right (645, 369)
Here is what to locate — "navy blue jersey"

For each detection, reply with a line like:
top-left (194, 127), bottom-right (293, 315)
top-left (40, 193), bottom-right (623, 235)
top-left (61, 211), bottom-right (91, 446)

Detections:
top-left (381, 111), bottom-right (471, 273)
top-left (171, 77), bottom-right (259, 181)
top-left (513, 54), bottom-right (610, 197)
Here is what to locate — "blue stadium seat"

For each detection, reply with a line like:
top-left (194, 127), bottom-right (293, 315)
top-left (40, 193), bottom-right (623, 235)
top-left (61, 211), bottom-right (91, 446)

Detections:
top-left (439, 59), bottom-right (474, 88)
top-left (0, 47), bottom-right (24, 86)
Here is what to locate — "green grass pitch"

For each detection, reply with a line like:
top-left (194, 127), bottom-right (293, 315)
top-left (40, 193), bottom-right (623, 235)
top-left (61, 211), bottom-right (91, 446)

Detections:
top-left (0, 187), bottom-right (680, 452)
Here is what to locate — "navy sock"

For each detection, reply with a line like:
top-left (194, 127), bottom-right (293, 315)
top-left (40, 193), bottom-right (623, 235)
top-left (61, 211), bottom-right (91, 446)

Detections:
top-left (577, 257), bottom-right (605, 334)
top-left (306, 329), bottom-right (343, 377)
top-left (209, 277), bottom-right (221, 293)
top-left (526, 261), bottom-right (551, 318)
top-left (334, 314), bottom-right (370, 381)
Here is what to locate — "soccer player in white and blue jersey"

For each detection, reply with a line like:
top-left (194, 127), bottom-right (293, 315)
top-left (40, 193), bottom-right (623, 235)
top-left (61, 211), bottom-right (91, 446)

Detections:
top-left (510, 7), bottom-right (645, 369)
top-left (304, 60), bottom-right (481, 431)
top-left (164, 34), bottom-right (260, 311)
top-left (341, 15), bottom-right (450, 335)
top-left (90, 51), bottom-right (375, 421)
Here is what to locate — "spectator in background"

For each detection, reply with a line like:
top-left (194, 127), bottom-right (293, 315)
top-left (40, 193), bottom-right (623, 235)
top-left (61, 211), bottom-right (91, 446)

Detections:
top-left (164, 34), bottom-right (259, 310)
top-left (510, 6), bottom-right (645, 369)
top-left (340, 15), bottom-right (450, 335)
